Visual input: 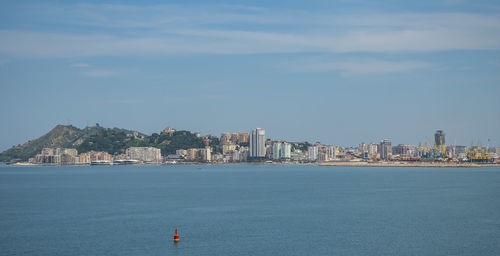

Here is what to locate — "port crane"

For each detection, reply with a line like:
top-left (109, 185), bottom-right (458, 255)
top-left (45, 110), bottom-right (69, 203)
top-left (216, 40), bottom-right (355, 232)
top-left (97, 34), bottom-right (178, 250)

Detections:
top-left (466, 139), bottom-right (492, 163)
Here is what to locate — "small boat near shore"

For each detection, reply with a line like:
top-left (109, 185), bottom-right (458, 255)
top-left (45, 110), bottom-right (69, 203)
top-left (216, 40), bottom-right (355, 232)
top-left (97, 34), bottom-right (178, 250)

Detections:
top-left (113, 159), bottom-right (140, 165)
top-left (90, 161), bottom-right (113, 166)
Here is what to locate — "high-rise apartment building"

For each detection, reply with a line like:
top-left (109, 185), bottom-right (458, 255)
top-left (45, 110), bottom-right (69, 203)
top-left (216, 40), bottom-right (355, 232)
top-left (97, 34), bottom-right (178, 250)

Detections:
top-left (126, 147), bottom-right (162, 163)
top-left (270, 141), bottom-right (291, 160)
top-left (239, 133), bottom-right (249, 143)
top-left (282, 142), bottom-right (291, 159)
top-left (249, 128), bottom-right (266, 159)
top-left (379, 139), bottom-right (392, 160)
top-left (185, 148), bottom-right (199, 161)
top-left (308, 146), bottom-right (319, 161)
top-left (326, 145), bottom-right (336, 160)
top-left (272, 142), bottom-right (282, 160)
top-left (358, 143), bottom-right (368, 154)
top-left (435, 130), bottom-right (446, 147)
top-left (200, 147), bottom-right (212, 162)
top-left (368, 143), bottom-right (378, 158)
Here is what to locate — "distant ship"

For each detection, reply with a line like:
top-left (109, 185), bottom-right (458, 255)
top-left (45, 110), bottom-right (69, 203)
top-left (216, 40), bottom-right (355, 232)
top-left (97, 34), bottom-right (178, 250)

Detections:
top-left (113, 159), bottom-right (140, 165)
top-left (90, 161), bottom-right (113, 166)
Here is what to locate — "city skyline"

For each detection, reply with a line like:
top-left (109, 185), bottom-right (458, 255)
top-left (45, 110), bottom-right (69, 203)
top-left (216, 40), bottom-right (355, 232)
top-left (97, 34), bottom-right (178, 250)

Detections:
top-left (1, 0), bottom-right (500, 151)
top-left (4, 122), bottom-right (499, 152)
top-left (12, 125), bottom-right (499, 165)
top-left (1, 121), bottom-right (500, 152)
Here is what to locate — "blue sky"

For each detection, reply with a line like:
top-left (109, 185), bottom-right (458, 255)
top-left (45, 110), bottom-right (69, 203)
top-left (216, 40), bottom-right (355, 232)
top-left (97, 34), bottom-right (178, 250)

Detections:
top-left (1, 0), bottom-right (500, 151)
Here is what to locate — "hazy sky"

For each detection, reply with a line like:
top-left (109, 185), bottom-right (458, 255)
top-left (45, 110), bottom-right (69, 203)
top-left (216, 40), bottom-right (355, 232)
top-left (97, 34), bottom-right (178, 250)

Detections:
top-left (1, 0), bottom-right (500, 151)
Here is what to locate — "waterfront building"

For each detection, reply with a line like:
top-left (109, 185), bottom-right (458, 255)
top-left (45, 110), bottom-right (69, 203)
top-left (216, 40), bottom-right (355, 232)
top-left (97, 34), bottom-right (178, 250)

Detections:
top-left (308, 146), bottom-right (319, 161)
top-left (270, 141), bottom-right (291, 160)
top-left (317, 152), bottom-right (329, 162)
top-left (379, 139), bottom-right (392, 160)
top-left (272, 142), bottom-right (282, 160)
top-left (358, 143), bottom-right (368, 154)
top-left (89, 151), bottom-right (112, 162)
top-left (249, 128), bottom-right (266, 159)
top-left (282, 142), bottom-right (291, 159)
top-left (175, 149), bottom-right (187, 157)
top-left (291, 149), bottom-right (307, 162)
top-left (185, 148), bottom-right (199, 161)
top-left (368, 143), bottom-right (378, 158)
top-left (126, 147), bottom-right (162, 163)
top-left (61, 154), bottom-right (74, 165)
top-left (36, 147), bottom-right (78, 164)
top-left (35, 154), bottom-right (61, 164)
top-left (326, 145), bottom-right (337, 160)
top-left (200, 147), bottom-right (212, 162)
top-left (75, 153), bottom-right (90, 164)
top-left (211, 153), bottom-right (225, 163)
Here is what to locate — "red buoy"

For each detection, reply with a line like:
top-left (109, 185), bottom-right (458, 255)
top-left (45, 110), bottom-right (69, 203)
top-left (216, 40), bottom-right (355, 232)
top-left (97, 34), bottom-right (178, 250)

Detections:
top-left (174, 227), bottom-right (180, 242)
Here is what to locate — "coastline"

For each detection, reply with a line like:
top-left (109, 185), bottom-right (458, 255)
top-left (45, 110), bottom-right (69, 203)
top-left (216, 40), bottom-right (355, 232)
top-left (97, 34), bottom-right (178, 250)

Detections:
top-left (318, 161), bottom-right (500, 168)
top-left (4, 161), bottom-right (499, 168)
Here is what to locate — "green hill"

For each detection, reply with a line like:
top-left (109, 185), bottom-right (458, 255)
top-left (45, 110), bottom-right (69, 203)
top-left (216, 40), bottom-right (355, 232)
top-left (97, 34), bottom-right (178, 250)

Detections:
top-left (0, 124), bottom-right (218, 163)
top-left (0, 125), bottom-right (83, 162)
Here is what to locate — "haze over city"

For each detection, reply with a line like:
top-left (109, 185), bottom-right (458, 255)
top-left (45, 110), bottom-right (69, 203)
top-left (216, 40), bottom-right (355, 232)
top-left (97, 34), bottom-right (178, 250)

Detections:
top-left (1, 0), bottom-right (500, 151)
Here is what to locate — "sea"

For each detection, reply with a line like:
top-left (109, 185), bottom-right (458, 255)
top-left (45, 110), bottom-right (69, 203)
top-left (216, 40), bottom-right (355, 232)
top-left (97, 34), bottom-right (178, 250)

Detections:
top-left (0, 164), bottom-right (499, 256)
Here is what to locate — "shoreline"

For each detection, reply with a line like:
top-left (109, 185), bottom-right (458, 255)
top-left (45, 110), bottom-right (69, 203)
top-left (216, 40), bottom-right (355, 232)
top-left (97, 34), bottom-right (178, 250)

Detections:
top-left (318, 162), bottom-right (500, 168)
top-left (3, 161), bottom-right (499, 168)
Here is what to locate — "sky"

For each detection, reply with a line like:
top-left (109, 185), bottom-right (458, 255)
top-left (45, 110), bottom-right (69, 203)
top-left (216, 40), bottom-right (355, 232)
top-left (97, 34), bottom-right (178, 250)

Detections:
top-left (1, 0), bottom-right (500, 151)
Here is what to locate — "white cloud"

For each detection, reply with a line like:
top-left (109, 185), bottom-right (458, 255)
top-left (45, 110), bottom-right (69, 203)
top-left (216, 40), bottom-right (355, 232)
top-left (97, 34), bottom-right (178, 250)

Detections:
top-left (83, 70), bottom-right (118, 77)
top-left (290, 59), bottom-right (433, 75)
top-left (1, 3), bottom-right (500, 58)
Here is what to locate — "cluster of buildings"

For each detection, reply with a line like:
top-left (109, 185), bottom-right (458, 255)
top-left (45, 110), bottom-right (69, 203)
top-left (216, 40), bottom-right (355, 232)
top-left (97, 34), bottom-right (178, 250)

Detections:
top-left (173, 148), bottom-right (213, 162)
top-left (170, 131), bottom-right (253, 163)
top-left (31, 148), bottom-right (112, 165)
top-left (27, 128), bottom-right (500, 165)
top-left (166, 128), bottom-right (291, 163)
top-left (318, 130), bottom-right (499, 163)
top-left (30, 146), bottom-right (162, 165)
top-left (220, 132), bottom-right (249, 145)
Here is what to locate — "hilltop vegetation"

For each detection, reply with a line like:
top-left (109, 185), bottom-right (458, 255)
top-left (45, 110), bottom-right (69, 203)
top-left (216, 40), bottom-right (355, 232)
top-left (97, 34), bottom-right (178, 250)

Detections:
top-left (0, 124), bottom-right (218, 162)
top-left (76, 129), bottom-right (214, 156)
top-left (0, 125), bottom-right (82, 163)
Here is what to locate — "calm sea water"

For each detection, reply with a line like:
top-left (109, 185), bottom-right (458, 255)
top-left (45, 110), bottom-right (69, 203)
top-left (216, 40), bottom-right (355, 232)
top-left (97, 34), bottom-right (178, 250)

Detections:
top-left (0, 164), bottom-right (499, 256)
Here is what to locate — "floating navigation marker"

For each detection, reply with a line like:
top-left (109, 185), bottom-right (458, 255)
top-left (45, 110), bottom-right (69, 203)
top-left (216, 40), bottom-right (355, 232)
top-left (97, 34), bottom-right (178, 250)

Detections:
top-left (174, 227), bottom-right (180, 243)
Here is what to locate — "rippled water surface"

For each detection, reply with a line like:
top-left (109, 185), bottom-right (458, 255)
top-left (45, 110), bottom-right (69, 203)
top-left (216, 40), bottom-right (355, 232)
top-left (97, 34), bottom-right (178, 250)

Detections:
top-left (1, 164), bottom-right (499, 256)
